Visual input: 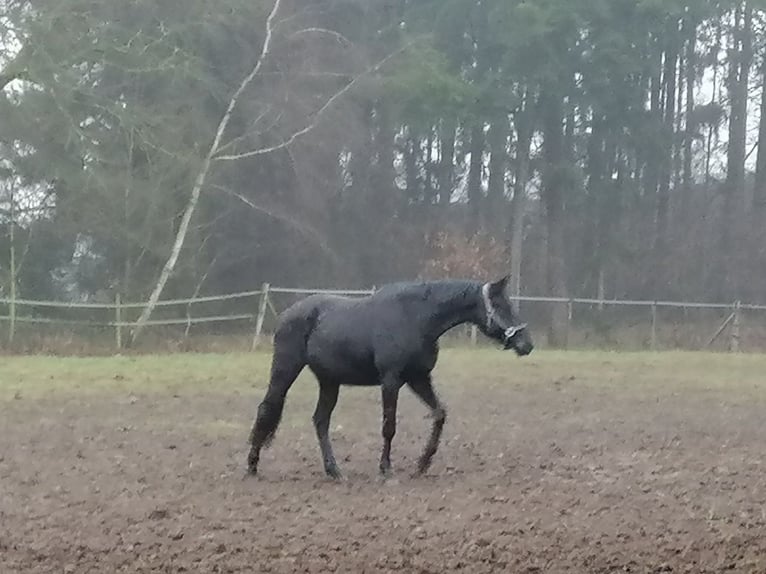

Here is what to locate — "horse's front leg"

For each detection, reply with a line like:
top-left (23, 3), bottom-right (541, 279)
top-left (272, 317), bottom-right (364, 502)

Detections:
top-left (379, 373), bottom-right (404, 477)
top-left (407, 374), bottom-right (446, 476)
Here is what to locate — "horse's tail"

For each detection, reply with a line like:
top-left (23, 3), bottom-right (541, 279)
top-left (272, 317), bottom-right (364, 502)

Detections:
top-left (248, 299), bottom-right (320, 456)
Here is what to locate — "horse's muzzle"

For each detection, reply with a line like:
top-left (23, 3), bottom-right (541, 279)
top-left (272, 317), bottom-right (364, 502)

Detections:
top-left (513, 342), bottom-right (534, 356)
top-left (503, 328), bottom-right (533, 356)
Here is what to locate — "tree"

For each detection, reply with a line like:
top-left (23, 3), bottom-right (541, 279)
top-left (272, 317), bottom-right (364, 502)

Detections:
top-left (6, 0), bottom-right (766, 351)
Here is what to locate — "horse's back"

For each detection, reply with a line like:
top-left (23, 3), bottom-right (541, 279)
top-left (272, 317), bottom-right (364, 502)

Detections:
top-left (276, 293), bottom-right (355, 329)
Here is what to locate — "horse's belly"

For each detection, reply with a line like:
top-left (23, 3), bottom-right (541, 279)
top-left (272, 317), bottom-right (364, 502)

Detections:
top-left (309, 359), bottom-right (380, 386)
top-left (341, 377), bottom-right (380, 387)
top-left (306, 336), bottom-right (378, 386)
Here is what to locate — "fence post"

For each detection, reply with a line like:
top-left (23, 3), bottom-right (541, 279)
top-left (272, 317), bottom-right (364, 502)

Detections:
top-left (8, 287), bottom-right (15, 345)
top-left (115, 293), bottom-right (122, 351)
top-left (730, 301), bottom-right (741, 352)
top-left (650, 302), bottom-right (657, 351)
top-left (8, 188), bottom-right (16, 345)
top-left (251, 283), bottom-right (270, 351)
top-left (470, 325), bottom-right (478, 346)
top-left (567, 299), bottom-right (573, 342)
top-left (8, 275), bottom-right (15, 345)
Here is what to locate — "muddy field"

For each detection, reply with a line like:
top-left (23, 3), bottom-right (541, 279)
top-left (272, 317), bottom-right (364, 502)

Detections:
top-left (2, 350), bottom-right (766, 573)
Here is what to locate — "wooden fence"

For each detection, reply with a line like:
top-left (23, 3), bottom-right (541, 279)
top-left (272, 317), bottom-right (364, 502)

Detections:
top-left (0, 283), bottom-right (762, 352)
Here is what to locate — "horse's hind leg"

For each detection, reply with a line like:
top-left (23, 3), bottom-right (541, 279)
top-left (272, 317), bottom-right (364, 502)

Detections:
top-left (407, 374), bottom-right (446, 476)
top-left (246, 346), bottom-right (305, 475)
top-left (379, 373), bottom-right (405, 477)
top-left (312, 379), bottom-right (342, 480)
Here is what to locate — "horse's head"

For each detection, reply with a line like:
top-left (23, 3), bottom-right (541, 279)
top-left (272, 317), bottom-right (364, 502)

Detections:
top-left (480, 276), bottom-right (534, 356)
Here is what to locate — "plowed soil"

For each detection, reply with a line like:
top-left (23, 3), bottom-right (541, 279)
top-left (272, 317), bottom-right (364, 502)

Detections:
top-left (2, 351), bottom-right (766, 573)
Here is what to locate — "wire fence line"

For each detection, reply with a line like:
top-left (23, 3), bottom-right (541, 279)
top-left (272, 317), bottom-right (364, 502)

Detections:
top-left (0, 283), bottom-right (762, 352)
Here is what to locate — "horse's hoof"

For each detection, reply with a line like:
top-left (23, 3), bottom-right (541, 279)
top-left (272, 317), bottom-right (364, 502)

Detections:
top-left (325, 467), bottom-right (345, 482)
top-left (242, 470), bottom-right (258, 481)
top-left (244, 458), bottom-right (259, 477)
top-left (415, 459), bottom-right (431, 476)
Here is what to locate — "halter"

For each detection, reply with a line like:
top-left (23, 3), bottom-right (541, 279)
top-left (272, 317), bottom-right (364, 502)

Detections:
top-left (481, 283), bottom-right (527, 344)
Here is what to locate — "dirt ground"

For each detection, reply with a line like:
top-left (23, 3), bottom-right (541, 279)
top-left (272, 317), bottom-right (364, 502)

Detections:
top-left (2, 350), bottom-right (766, 573)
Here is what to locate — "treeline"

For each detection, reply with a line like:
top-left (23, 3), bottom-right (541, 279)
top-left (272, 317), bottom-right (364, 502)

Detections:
top-left (1, 0), bottom-right (766, 344)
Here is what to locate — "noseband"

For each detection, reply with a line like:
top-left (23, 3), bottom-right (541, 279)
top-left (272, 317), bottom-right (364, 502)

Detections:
top-left (481, 283), bottom-right (527, 345)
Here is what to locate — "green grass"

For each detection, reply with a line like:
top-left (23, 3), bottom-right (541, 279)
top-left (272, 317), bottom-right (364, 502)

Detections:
top-left (0, 352), bottom-right (274, 400)
top-left (1, 349), bottom-right (766, 402)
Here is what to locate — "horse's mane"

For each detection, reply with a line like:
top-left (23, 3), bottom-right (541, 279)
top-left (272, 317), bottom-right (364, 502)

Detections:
top-left (375, 279), bottom-right (481, 305)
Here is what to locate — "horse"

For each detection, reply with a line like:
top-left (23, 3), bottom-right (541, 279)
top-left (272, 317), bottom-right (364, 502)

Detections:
top-left (245, 275), bottom-right (534, 480)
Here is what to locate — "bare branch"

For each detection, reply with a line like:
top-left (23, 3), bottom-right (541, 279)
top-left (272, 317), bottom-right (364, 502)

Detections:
top-left (14, 216), bottom-right (35, 278)
top-left (260, 71), bottom-right (353, 78)
top-left (215, 108), bottom-right (284, 155)
top-left (213, 184), bottom-right (341, 266)
top-left (183, 247), bottom-right (218, 340)
top-left (288, 27), bottom-right (352, 46)
top-left (214, 41), bottom-right (413, 162)
top-left (274, 5), bottom-right (326, 30)
top-left (129, 0), bottom-right (285, 345)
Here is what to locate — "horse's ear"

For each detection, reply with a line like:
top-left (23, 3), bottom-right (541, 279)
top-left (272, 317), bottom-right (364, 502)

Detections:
top-left (488, 275), bottom-right (510, 296)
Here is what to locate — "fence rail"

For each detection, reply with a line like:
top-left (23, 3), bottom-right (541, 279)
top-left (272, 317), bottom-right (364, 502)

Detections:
top-left (0, 289), bottom-right (265, 309)
top-left (0, 284), bottom-right (763, 352)
top-left (4, 288), bottom-right (766, 312)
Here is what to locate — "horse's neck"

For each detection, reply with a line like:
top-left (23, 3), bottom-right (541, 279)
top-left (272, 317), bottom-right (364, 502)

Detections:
top-left (423, 284), bottom-right (482, 340)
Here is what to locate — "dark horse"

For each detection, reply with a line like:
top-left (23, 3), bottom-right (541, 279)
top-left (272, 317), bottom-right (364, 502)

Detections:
top-left (246, 275), bottom-right (533, 479)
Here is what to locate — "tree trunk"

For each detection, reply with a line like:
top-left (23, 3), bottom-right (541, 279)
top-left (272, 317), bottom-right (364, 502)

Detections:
top-left (486, 114), bottom-right (509, 237)
top-left (754, 57), bottom-right (766, 210)
top-left (8, 183), bottom-right (16, 345)
top-left (598, 133), bottom-right (620, 302)
top-left (424, 128), bottom-right (436, 205)
top-left (509, 93), bottom-right (533, 309)
top-left (541, 92), bottom-right (569, 348)
top-left (467, 122), bottom-right (484, 234)
top-left (682, 14), bottom-right (697, 208)
top-left (373, 100), bottom-right (397, 209)
top-left (722, 1), bottom-right (752, 299)
top-left (585, 113), bottom-right (606, 296)
top-left (673, 29), bottom-right (685, 192)
top-left (644, 40), bottom-right (663, 206)
top-left (655, 23), bottom-right (679, 295)
top-left (438, 118), bottom-right (456, 210)
top-left (705, 19), bottom-right (722, 188)
top-left (404, 130), bottom-right (420, 204)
